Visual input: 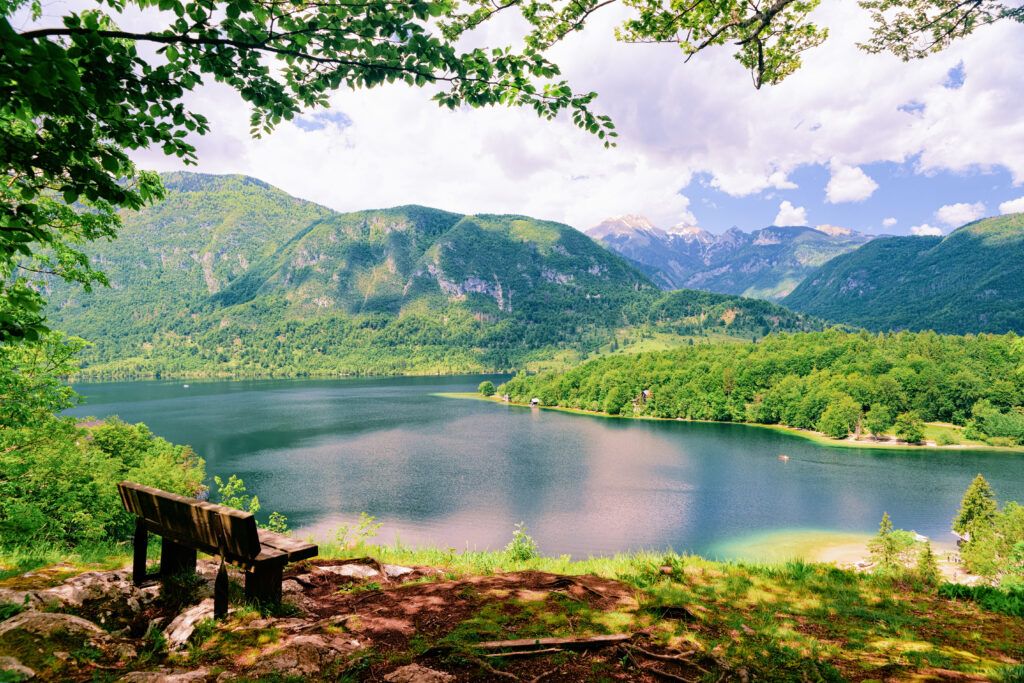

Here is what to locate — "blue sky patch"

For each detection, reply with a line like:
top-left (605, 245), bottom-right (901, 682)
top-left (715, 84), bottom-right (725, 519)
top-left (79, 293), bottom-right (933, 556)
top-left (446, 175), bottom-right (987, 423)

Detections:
top-left (294, 110), bottom-right (354, 132)
top-left (682, 160), bottom-right (1018, 235)
top-left (944, 61), bottom-right (966, 89)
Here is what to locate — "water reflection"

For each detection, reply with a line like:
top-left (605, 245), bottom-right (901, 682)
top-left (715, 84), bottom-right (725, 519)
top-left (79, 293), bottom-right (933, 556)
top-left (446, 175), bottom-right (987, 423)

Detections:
top-left (67, 376), bottom-right (1024, 557)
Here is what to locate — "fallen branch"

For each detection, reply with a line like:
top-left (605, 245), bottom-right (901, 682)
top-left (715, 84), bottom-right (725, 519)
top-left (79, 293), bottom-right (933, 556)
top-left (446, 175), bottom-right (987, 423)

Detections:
top-left (629, 644), bottom-right (699, 661)
top-left (541, 576), bottom-right (606, 599)
top-left (650, 666), bottom-right (695, 682)
top-left (474, 633), bottom-right (633, 651)
top-left (529, 668), bottom-right (559, 683)
top-left (483, 647), bottom-right (564, 658)
top-left (468, 654), bottom-right (520, 680)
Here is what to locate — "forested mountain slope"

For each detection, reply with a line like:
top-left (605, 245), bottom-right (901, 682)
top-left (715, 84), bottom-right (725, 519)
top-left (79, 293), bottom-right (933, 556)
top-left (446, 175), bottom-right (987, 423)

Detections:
top-left (783, 214), bottom-right (1024, 334)
top-left (501, 330), bottom-right (1024, 446)
top-left (44, 173), bottom-right (822, 376)
top-left (587, 216), bottom-right (873, 300)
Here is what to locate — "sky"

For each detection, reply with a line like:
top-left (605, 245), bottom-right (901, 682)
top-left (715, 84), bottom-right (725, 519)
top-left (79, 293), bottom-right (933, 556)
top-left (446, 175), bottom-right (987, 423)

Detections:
top-left (23, 0), bottom-right (1024, 236)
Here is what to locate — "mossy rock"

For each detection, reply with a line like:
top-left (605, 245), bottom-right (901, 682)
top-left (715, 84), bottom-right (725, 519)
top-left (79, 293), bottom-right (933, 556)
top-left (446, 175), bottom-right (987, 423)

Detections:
top-left (0, 611), bottom-right (127, 677)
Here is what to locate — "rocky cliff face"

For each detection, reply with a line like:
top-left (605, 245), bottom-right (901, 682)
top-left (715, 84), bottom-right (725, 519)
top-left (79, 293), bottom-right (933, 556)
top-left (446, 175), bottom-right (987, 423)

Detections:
top-left (586, 217), bottom-right (874, 300)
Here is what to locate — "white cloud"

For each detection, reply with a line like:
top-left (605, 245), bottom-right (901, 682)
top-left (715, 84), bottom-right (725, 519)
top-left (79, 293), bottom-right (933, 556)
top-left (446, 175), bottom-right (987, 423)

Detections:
top-left (910, 224), bottom-right (943, 236)
top-left (117, 0), bottom-right (1024, 230)
top-left (825, 161), bottom-right (879, 203)
top-left (767, 170), bottom-right (798, 190)
top-left (882, 217), bottom-right (898, 227)
top-left (935, 201), bottom-right (986, 227)
top-left (999, 196), bottom-right (1024, 214)
top-left (774, 201), bottom-right (808, 226)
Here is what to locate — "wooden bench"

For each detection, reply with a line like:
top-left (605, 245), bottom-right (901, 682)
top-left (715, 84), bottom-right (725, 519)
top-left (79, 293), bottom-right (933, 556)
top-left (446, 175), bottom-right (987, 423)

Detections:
top-left (117, 481), bottom-right (317, 615)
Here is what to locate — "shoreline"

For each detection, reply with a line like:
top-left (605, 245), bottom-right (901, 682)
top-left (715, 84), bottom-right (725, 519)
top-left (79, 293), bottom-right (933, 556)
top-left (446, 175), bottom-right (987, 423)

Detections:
top-left (438, 392), bottom-right (1024, 453)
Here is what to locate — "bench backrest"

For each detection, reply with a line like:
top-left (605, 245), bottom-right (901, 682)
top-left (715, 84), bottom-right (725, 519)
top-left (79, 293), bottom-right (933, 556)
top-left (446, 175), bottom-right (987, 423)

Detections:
top-left (118, 481), bottom-right (261, 560)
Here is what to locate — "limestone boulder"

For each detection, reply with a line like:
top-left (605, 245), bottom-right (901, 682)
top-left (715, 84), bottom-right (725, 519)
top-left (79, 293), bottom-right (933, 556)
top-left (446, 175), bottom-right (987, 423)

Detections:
top-left (0, 655), bottom-right (35, 681)
top-left (243, 634), bottom-right (342, 678)
top-left (384, 663), bottom-right (456, 683)
top-left (162, 599), bottom-right (219, 651)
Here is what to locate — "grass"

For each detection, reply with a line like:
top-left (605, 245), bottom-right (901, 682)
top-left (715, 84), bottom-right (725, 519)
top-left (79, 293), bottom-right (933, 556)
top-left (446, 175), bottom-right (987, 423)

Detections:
top-left (3, 537), bottom-right (1024, 681)
top-left (0, 543), bottom-right (131, 586)
top-left (922, 422), bottom-right (989, 447)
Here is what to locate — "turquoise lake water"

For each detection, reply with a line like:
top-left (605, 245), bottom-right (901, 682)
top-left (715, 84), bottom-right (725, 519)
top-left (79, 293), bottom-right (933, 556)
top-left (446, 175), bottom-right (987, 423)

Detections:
top-left (65, 375), bottom-right (1024, 558)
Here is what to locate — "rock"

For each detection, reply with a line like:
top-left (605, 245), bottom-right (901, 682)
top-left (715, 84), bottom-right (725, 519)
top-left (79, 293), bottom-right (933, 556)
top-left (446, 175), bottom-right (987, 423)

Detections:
top-left (111, 640), bottom-right (139, 661)
top-left (383, 564), bottom-right (414, 579)
top-left (0, 611), bottom-right (104, 639)
top-left (118, 668), bottom-right (210, 682)
top-left (0, 656), bottom-right (35, 680)
top-left (384, 663), bottom-right (455, 683)
top-left (245, 634), bottom-right (341, 677)
top-left (0, 590), bottom-right (41, 609)
top-left (162, 599), bottom-right (217, 651)
top-left (281, 579), bottom-right (304, 595)
top-left (316, 564), bottom-right (379, 579)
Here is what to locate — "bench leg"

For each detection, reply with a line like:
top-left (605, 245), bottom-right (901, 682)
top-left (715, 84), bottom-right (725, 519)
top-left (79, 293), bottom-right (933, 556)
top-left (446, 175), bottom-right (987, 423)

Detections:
top-left (245, 561), bottom-right (284, 605)
top-left (160, 538), bottom-right (197, 578)
top-left (214, 561), bottom-right (229, 620)
top-left (132, 519), bottom-right (148, 586)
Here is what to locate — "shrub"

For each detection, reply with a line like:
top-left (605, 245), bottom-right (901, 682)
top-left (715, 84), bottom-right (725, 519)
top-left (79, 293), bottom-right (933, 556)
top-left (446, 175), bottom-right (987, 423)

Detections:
top-left (0, 417), bottom-right (205, 549)
top-left (332, 512), bottom-right (383, 549)
top-left (938, 583), bottom-right (1024, 618)
top-left (504, 522), bottom-right (539, 561)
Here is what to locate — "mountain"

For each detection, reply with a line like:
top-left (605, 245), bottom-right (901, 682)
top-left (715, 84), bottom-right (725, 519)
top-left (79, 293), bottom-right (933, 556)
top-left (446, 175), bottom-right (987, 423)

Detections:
top-left (586, 216), bottom-right (874, 300)
top-left (43, 173), bottom-right (820, 377)
top-left (782, 214), bottom-right (1024, 334)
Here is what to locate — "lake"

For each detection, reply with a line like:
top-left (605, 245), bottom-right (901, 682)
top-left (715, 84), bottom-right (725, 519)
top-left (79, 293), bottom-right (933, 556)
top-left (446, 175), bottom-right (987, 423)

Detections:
top-left (65, 375), bottom-right (1024, 559)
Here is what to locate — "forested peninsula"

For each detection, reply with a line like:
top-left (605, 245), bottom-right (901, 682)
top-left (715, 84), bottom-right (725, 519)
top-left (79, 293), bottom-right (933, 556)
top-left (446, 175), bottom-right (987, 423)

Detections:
top-left (499, 330), bottom-right (1024, 448)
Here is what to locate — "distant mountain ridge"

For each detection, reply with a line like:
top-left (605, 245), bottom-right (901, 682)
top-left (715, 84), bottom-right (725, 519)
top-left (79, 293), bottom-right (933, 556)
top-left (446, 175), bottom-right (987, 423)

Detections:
top-left (782, 213), bottom-right (1024, 334)
top-left (587, 216), bottom-right (874, 300)
top-left (44, 173), bottom-right (820, 376)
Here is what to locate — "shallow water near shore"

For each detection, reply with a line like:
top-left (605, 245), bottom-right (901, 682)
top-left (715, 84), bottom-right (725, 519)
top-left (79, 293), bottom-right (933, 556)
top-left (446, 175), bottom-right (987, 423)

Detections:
top-left (66, 375), bottom-right (1024, 559)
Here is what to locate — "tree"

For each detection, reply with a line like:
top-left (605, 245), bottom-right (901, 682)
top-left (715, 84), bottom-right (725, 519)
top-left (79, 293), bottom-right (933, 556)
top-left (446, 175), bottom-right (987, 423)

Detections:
top-left (865, 403), bottom-right (894, 436)
top-left (817, 394), bottom-right (861, 438)
top-left (894, 410), bottom-right (924, 443)
top-left (868, 511), bottom-right (900, 571)
top-left (960, 501), bottom-right (1024, 586)
top-left (915, 539), bottom-right (940, 586)
top-left (478, 380), bottom-right (496, 396)
top-left (952, 473), bottom-right (997, 535)
top-left (0, 331), bottom-right (85, 430)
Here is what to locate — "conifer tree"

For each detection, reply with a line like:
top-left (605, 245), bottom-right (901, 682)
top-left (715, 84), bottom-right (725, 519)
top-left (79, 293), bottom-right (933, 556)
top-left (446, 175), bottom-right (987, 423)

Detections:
top-left (869, 511), bottom-right (899, 571)
top-left (952, 474), bottom-right (997, 536)
top-left (915, 540), bottom-right (940, 586)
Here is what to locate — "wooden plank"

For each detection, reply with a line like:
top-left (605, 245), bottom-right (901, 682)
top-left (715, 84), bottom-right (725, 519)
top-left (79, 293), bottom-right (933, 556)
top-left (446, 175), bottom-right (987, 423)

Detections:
top-left (257, 529), bottom-right (318, 562)
top-left (118, 481), bottom-right (261, 560)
